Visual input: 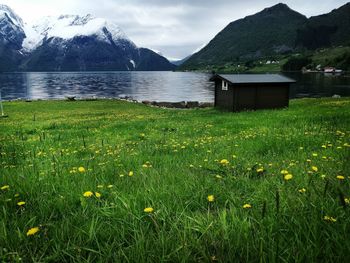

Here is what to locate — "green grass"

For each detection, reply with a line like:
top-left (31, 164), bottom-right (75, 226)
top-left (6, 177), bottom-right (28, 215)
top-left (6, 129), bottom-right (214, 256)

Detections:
top-left (0, 98), bottom-right (349, 262)
top-left (247, 59), bottom-right (288, 73)
top-left (311, 46), bottom-right (350, 71)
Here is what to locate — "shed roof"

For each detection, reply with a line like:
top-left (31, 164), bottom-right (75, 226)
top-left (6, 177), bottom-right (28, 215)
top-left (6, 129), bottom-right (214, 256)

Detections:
top-left (210, 74), bottom-right (295, 84)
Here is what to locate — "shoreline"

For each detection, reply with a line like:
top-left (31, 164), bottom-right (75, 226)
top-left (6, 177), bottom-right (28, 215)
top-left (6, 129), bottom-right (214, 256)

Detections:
top-left (2, 94), bottom-right (348, 103)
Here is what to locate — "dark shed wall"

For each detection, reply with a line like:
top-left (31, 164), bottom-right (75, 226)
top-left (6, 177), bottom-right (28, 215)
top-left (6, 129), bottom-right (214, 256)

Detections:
top-left (234, 85), bottom-right (256, 111)
top-left (215, 80), bottom-right (234, 110)
top-left (255, 84), bottom-right (289, 109)
top-left (233, 83), bottom-right (289, 111)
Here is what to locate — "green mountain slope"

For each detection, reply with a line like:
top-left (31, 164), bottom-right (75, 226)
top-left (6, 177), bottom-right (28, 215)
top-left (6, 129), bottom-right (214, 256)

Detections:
top-left (181, 3), bottom-right (350, 71)
top-left (296, 3), bottom-right (350, 49)
top-left (181, 4), bottom-right (307, 69)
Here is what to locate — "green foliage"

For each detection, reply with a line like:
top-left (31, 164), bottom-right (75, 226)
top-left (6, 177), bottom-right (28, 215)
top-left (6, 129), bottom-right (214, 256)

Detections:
top-left (282, 56), bottom-right (312, 71)
top-left (312, 46), bottom-right (350, 71)
top-left (0, 99), bottom-right (350, 262)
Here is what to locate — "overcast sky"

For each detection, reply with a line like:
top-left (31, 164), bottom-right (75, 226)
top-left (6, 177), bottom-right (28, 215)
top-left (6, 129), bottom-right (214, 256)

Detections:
top-left (1, 0), bottom-right (348, 59)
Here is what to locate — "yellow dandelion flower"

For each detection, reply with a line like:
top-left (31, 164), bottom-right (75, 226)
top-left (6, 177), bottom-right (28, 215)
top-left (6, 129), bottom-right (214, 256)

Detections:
top-left (215, 175), bottom-right (222, 179)
top-left (344, 198), bottom-right (350, 204)
top-left (336, 175), bottom-right (345, 180)
top-left (144, 207), bottom-right (154, 213)
top-left (256, 168), bottom-right (264, 173)
top-left (280, 170), bottom-right (289, 175)
top-left (107, 185), bottom-right (113, 188)
top-left (243, 204), bottom-right (252, 209)
top-left (95, 192), bottom-right (101, 198)
top-left (220, 159), bottom-right (229, 165)
top-left (97, 185), bottom-right (104, 189)
top-left (311, 166), bottom-right (318, 172)
top-left (26, 227), bottom-right (40, 236)
top-left (17, 201), bottom-right (26, 206)
top-left (83, 191), bottom-right (93, 197)
top-left (78, 167), bottom-right (86, 173)
top-left (284, 174), bottom-right (293, 181)
top-left (1, 185), bottom-right (9, 191)
top-left (298, 188), bottom-right (307, 193)
top-left (312, 153), bottom-right (318, 157)
top-left (207, 195), bottom-right (215, 202)
top-left (324, 216), bottom-right (337, 222)
top-left (128, 171), bottom-right (134, 177)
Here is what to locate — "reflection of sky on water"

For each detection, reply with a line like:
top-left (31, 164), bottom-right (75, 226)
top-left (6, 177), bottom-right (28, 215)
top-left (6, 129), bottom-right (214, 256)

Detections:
top-left (0, 72), bottom-right (349, 102)
top-left (0, 72), bottom-right (214, 102)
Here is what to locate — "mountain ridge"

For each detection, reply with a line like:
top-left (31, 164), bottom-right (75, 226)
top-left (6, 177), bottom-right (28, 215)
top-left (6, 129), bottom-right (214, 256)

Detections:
top-left (181, 2), bottom-right (350, 70)
top-left (0, 5), bottom-right (175, 71)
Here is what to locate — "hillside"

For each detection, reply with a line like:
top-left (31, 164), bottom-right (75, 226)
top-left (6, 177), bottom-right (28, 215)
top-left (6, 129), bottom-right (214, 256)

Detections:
top-left (296, 3), bottom-right (350, 49)
top-left (181, 4), bottom-right (307, 69)
top-left (181, 3), bottom-right (350, 71)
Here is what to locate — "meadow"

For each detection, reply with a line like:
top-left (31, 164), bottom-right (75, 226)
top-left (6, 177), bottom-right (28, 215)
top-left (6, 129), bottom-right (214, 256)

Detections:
top-left (0, 98), bottom-right (349, 262)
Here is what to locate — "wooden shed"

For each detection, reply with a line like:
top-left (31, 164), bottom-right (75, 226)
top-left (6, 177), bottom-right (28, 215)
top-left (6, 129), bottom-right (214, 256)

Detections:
top-left (210, 74), bottom-right (295, 111)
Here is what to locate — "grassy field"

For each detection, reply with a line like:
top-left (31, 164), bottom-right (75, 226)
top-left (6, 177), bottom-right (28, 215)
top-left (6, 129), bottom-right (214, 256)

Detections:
top-left (0, 98), bottom-right (349, 262)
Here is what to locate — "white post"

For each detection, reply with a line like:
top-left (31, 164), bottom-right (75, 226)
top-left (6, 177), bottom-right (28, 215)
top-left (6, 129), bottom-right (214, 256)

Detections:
top-left (0, 90), bottom-right (4, 116)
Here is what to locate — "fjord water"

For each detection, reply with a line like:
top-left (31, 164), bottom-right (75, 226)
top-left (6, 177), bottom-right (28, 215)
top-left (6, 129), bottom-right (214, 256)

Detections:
top-left (0, 72), bottom-right (214, 102)
top-left (0, 71), bottom-right (349, 101)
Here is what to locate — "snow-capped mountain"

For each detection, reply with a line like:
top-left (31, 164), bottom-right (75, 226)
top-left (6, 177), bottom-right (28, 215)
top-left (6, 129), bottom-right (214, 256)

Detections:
top-left (0, 4), bottom-right (176, 71)
top-left (0, 4), bottom-right (23, 27)
top-left (0, 5), bottom-right (25, 70)
top-left (22, 14), bottom-right (134, 51)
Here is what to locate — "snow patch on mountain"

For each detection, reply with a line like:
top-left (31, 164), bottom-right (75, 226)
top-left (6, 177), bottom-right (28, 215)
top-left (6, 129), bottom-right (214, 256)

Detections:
top-left (0, 4), bottom-right (24, 27)
top-left (22, 14), bottom-right (134, 51)
top-left (0, 5), bottom-right (25, 49)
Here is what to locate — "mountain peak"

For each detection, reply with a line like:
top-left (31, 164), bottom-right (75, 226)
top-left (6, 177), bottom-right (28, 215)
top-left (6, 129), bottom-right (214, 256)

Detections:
top-left (252, 2), bottom-right (306, 20)
top-left (261, 3), bottom-right (298, 15)
top-left (268, 3), bottom-right (290, 10)
top-left (0, 4), bottom-right (24, 27)
top-left (22, 15), bottom-right (132, 51)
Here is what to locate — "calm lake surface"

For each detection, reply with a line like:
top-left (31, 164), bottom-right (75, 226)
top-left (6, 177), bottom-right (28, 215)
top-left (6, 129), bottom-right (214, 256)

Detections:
top-left (0, 71), bottom-right (349, 102)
